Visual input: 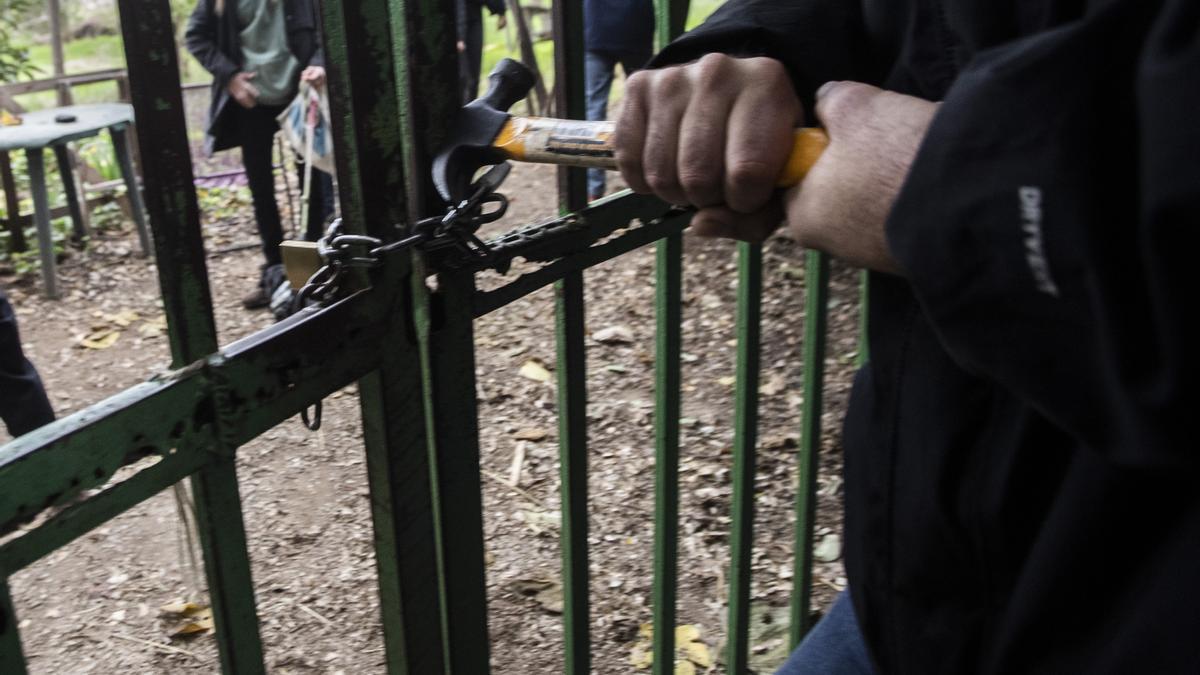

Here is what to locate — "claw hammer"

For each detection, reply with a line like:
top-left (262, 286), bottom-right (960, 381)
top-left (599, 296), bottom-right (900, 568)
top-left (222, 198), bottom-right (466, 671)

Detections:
top-left (432, 58), bottom-right (828, 203)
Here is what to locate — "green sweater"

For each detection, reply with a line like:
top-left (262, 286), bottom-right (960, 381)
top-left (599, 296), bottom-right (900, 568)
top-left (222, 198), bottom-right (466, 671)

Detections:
top-left (237, 0), bottom-right (299, 106)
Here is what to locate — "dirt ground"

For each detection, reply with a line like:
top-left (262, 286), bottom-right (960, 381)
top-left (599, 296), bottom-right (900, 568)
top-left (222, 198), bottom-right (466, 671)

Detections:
top-left (1, 160), bottom-right (863, 674)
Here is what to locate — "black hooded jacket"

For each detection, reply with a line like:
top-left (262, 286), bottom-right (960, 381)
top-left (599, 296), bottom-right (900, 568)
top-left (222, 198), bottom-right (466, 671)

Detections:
top-left (184, 0), bottom-right (324, 154)
top-left (656, 1), bottom-right (1200, 672)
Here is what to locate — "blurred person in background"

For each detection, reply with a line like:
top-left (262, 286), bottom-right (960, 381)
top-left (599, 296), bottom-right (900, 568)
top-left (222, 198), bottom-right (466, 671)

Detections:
top-left (584, 0), bottom-right (653, 201)
top-left (458, 0), bottom-right (508, 104)
top-left (186, 0), bottom-right (335, 310)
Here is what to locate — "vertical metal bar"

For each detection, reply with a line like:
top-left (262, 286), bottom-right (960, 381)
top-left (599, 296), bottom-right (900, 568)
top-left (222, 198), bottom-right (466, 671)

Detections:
top-left (115, 0), bottom-right (216, 363)
top-left (109, 126), bottom-right (152, 256)
top-left (319, 0), bottom-right (448, 671)
top-left (389, 0), bottom-right (493, 667)
top-left (790, 250), bottom-right (829, 645)
top-left (0, 152), bottom-right (26, 252)
top-left (0, 577), bottom-right (27, 675)
top-left (24, 149), bottom-right (57, 299)
top-left (552, 0), bottom-right (591, 672)
top-left (418, 271), bottom-right (491, 674)
top-left (187, 462), bottom-right (265, 674)
top-left (651, 233), bottom-right (682, 675)
top-left (51, 144), bottom-right (87, 242)
top-left (651, 1), bottom-right (688, 672)
top-left (726, 241), bottom-right (762, 672)
top-left (555, 273), bottom-right (590, 675)
top-left (116, 4), bottom-right (265, 673)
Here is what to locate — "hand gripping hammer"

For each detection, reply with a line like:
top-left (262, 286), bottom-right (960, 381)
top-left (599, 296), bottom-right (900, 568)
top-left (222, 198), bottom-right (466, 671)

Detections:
top-left (432, 58), bottom-right (829, 203)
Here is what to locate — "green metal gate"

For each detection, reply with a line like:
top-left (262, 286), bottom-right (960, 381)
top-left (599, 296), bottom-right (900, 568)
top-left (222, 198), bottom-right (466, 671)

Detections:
top-left (0, 0), bottom-right (837, 672)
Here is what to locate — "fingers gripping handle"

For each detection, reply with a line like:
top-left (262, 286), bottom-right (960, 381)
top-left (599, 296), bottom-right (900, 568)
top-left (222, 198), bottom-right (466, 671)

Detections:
top-left (495, 119), bottom-right (829, 186)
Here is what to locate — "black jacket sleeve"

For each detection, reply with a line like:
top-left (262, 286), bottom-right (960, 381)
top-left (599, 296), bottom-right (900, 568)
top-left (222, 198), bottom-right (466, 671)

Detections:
top-left (483, 0), bottom-right (506, 17)
top-left (650, 0), bottom-right (875, 111)
top-left (184, 0), bottom-right (239, 83)
top-left (887, 0), bottom-right (1200, 466)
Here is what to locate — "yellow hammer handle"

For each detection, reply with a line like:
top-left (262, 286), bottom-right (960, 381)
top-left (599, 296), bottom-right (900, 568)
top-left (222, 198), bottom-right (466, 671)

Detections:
top-left (495, 118), bottom-right (828, 186)
top-left (776, 127), bottom-right (829, 187)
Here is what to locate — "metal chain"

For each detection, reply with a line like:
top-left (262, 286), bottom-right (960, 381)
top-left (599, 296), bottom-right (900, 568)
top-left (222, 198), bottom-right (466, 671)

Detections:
top-left (291, 163), bottom-right (512, 431)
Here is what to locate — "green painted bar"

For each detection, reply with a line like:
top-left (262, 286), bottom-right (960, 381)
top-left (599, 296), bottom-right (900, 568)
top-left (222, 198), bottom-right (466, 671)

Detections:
top-left (651, 0), bottom-right (688, 670)
top-left (651, 232), bottom-right (683, 675)
top-left (555, 273), bottom-right (591, 675)
top-left (551, 0), bottom-right (592, 669)
top-left (727, 242), bottom-right (763, 672)
top-left (190, 456), bottom-right (265, 674)
top-left (0, 447), bottom-right (212, 573)
top-left (0, 378), bottom-right (200, 532)
top-left (114, 0), bottom-right (217, 363)
top-left (319, 0), bottom-right (448, 669)
top-left (0, 578), bottom-right (27, 675)
top-left (471, 205), bottom-right (687, 317)
top-left (420, 271), bottom-right (492, 673)
top-left (116, 3), bottom-right (265, 671)
top-left (790, 250), bottom-right (830, 645)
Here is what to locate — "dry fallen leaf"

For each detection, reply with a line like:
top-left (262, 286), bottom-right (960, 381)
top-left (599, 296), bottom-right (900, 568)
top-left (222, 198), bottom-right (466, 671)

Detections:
top-left (138, 315), bottom-right (168, 337)
top-left (629, 623), bottom-right (711, 672)
top-left (159, 602), bottom-right (206, 616)
top-left (593, 325), bottom-right (635, 344)
top-left (759, 372), bottom-right (788, 397)
top-left (162, 603), bottom-right (214, 637)
top-left (717, 376), bottom-right (736, 387)
top-left (104, 310), bottom-right (140, 327)
top-left (509, 577), bottom-right (563, 614)
top-left (519, 360), bottom-right (553, 383)
top-left (814, 533), bottom-right (842, 562)
top-left (512, 427), bottom-right (549, 442)
top-left (79, 329), bottom-right (120, 350)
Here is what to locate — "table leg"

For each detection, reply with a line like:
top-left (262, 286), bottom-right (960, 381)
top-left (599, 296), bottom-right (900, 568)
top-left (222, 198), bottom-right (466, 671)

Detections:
top-left (52, 143), bottom-right (88, 244)
top-left (110, 126), bottom-right (151, 256)
top-left (25, 148), bottom-right (59, 299)
top-left (0, 151), bottom-right (25, 252)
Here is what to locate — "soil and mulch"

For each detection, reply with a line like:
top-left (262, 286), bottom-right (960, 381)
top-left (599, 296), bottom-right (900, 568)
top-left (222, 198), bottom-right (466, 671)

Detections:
top-left (1, 161), bottom-right (863, 674)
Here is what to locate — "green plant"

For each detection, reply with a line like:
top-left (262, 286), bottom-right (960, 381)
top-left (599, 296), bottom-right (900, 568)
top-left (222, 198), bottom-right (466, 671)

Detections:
top-left (77, 137), bottom-right (122, 182)
top-left (0, 0), bottom-right (41, 84)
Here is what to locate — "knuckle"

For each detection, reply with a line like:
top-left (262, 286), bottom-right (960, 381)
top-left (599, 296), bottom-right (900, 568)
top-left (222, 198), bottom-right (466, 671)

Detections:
top-left (654, 66), bottom-right (688, 97)
top-left (726, 158), bottom-right (776, 193)
top-left (816, 81), bottom-right (873, 125)
top-left (692, 53), bottom-right (730, 88)
top-left (678, 169), bottom-right (720, 200)
top-left (645, 170), bottom-right (680, 195)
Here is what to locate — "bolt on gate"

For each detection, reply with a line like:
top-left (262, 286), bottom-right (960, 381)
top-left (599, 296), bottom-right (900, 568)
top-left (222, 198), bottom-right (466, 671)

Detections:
top-left (0, 0), bottom-right (843, 672)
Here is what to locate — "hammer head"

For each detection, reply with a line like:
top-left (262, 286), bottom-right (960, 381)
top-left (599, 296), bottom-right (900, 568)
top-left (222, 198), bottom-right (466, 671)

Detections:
top-left (433, 58), bottom-right (538, 203)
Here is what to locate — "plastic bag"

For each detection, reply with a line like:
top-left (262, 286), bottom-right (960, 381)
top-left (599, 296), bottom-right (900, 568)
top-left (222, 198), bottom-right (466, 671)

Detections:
top-left (277, 81), bottom-right (335, 176)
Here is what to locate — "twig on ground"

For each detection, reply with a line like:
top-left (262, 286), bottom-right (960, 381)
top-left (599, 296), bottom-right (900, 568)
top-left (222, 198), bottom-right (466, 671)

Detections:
top-left (110, 633), bottom-right (202, 661)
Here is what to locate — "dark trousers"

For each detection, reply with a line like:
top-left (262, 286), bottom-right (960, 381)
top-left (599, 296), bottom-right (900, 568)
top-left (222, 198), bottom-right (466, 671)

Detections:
top-left (585, 47), bottom-right (652, 197)
top-left (0, 290), bottom-right (54, 437)
top-left (235, 103), bottom-right (335, 267)
top-left (460, 8), bottom-right (485, 104)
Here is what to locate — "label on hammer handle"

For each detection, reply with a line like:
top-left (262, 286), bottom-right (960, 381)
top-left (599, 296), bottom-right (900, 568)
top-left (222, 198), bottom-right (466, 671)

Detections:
top-left (498, 117), bottom-right (617, 169)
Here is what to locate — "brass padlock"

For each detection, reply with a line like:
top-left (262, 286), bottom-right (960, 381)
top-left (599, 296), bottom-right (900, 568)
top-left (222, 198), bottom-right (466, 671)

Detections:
top-left (279, 240), bottom-right (322, 290)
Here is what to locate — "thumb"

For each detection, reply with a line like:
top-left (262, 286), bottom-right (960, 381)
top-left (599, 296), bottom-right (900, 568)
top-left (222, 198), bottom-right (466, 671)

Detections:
top-left (690, 203), bottom-right (784, 243)
top-left (813, 81), bottom-right (879, 136)
top-left (244, 71), bottom-right (257, 80)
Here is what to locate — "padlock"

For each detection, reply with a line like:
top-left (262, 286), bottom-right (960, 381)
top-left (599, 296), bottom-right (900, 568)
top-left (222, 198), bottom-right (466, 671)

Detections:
top-left (279, 240), bottom-right (322, 290)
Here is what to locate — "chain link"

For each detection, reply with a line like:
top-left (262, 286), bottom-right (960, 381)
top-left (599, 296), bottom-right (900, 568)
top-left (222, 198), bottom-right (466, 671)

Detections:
top-left (293, 163), bottom-right (513, 313)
